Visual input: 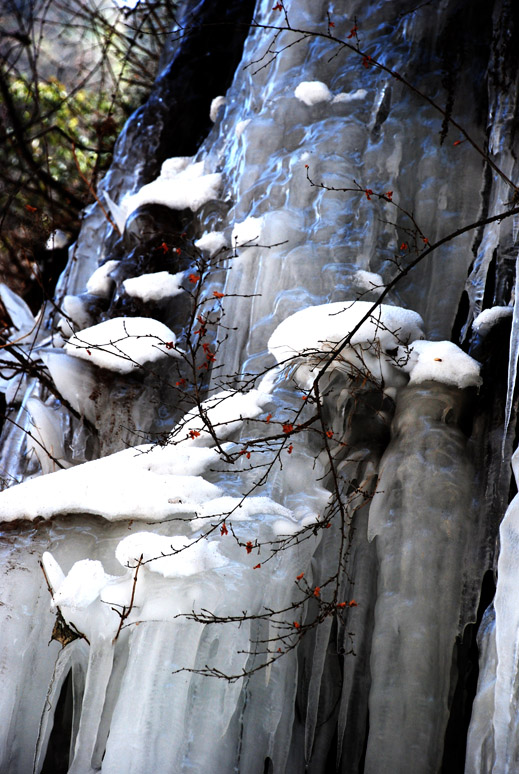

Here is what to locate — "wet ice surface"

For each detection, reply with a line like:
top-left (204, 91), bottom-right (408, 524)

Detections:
top-left (0, 0), bottom-right (518, 772)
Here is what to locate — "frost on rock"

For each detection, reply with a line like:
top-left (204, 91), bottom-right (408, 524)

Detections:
top-left (64, 316), bottom-right (179, 373)
top-left (268, 300), bottom-right (424, 389)
top-left (104, 157), bottom-right (223, 232)
top-left (122, 271), bottom-right (185, 302)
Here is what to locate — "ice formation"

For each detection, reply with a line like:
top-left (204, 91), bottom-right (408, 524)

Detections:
top-left (1, 0), bottom-right (519, 772)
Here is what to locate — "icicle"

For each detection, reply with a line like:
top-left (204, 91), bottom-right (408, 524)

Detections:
top-left (67, 638), bottom-right (114, 774)
top-left (464, 605), bottom-right (496, 774)
top-left (502, 216), bottom-right (519, 452)
top-left (487, 448), bottom-right (519, 772)
top-left (304, 615), bottom-right (333, 762)
top-left (0, 283), bottom-right (38, 336)
top-left (26, 397), bottom-right (70, 473)
top-left (101, 621), bottom-right (205, 774)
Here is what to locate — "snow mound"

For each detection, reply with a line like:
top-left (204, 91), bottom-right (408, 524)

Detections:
top-left (268, 300), bottom-right (424, 389)
top-left (86, 260), bottom-right (119, 297)
top-left (473, 306), bottom-right (512, 333)
top-left (195, 231), bottom-right (229, 256)
top-left (49, 558), bottom-right (114, 609)
top-left (0, 443), bottom-right (224, 523)
top-left (122, 271), bottom-right (185, 302)
top-left (294, 81), bottom-right (332, 106)
top-left (105, 157), bottom-right (223, 232)
top-left (116, 532), bottom-right (228, 577)
top-left (172, 389), bottom-right (272, 445)
top-left (65, 316), bottom-right (179, 373)
top-left (404, 340), bottom-right (482, 389)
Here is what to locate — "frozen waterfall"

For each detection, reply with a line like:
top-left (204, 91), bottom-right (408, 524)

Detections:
top-left (1, 0), bottom-right (519, 772)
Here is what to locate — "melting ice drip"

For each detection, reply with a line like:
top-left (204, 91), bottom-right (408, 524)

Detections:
top-left (1, 1), bottom-right (519, 773)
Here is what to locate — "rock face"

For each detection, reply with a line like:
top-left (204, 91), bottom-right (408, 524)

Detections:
top-left (0, 1), bottom-right (519, 772)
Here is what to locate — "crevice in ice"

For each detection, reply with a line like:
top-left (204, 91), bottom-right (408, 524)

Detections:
top-left (41, 670), bottom-right (73, 774)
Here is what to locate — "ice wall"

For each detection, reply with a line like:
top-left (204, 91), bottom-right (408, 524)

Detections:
top-left (1, 0), bottom-right (519, 772)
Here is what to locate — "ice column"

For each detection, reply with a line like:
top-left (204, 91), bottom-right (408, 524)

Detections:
top-left (366, 381), bottom-right (478, 773)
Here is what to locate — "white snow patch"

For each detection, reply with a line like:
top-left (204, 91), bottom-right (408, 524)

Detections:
top-left (195, 231), bottom-right (229, 257)
top-left (65, 316), bottom-right (179, 373)
top-left (86, 260), bottom-right (119, 297)
top-left (50, 558), bottom-right (115, 609)
top-left (45, 229), bottom-right (69, 250)
top-left (473, 306), bottom-right (512, 333)
top-left (268, 300), bottom-right (424, 389)
top-left (235, 119), bottom-right (251, 139)
top-left (209, 96), bottom-right (226, 122)
top-left (332, 89), bottom-right (368, 104)
top-left (105, 157), bottom-right (223, 233)
top-left (173, 389), bottom-right (272, 446)
top-left (232, 216), bottom-right (265, 247)
top-left (116, 532), bottom-right (228, 577)
top-left (294, 81), bottom-right (332, 106)
top-left (404, 340), bottom-right (482, 389)
top-left (0, 442), bottom-right (225, 523)
top-left (353, 270), bottom-right (385, 294)
top-left (122, 271), bottom-right (185, 303)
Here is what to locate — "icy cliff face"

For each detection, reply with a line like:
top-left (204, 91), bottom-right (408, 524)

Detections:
top-left (1, 0), bottom-right (519, 772)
